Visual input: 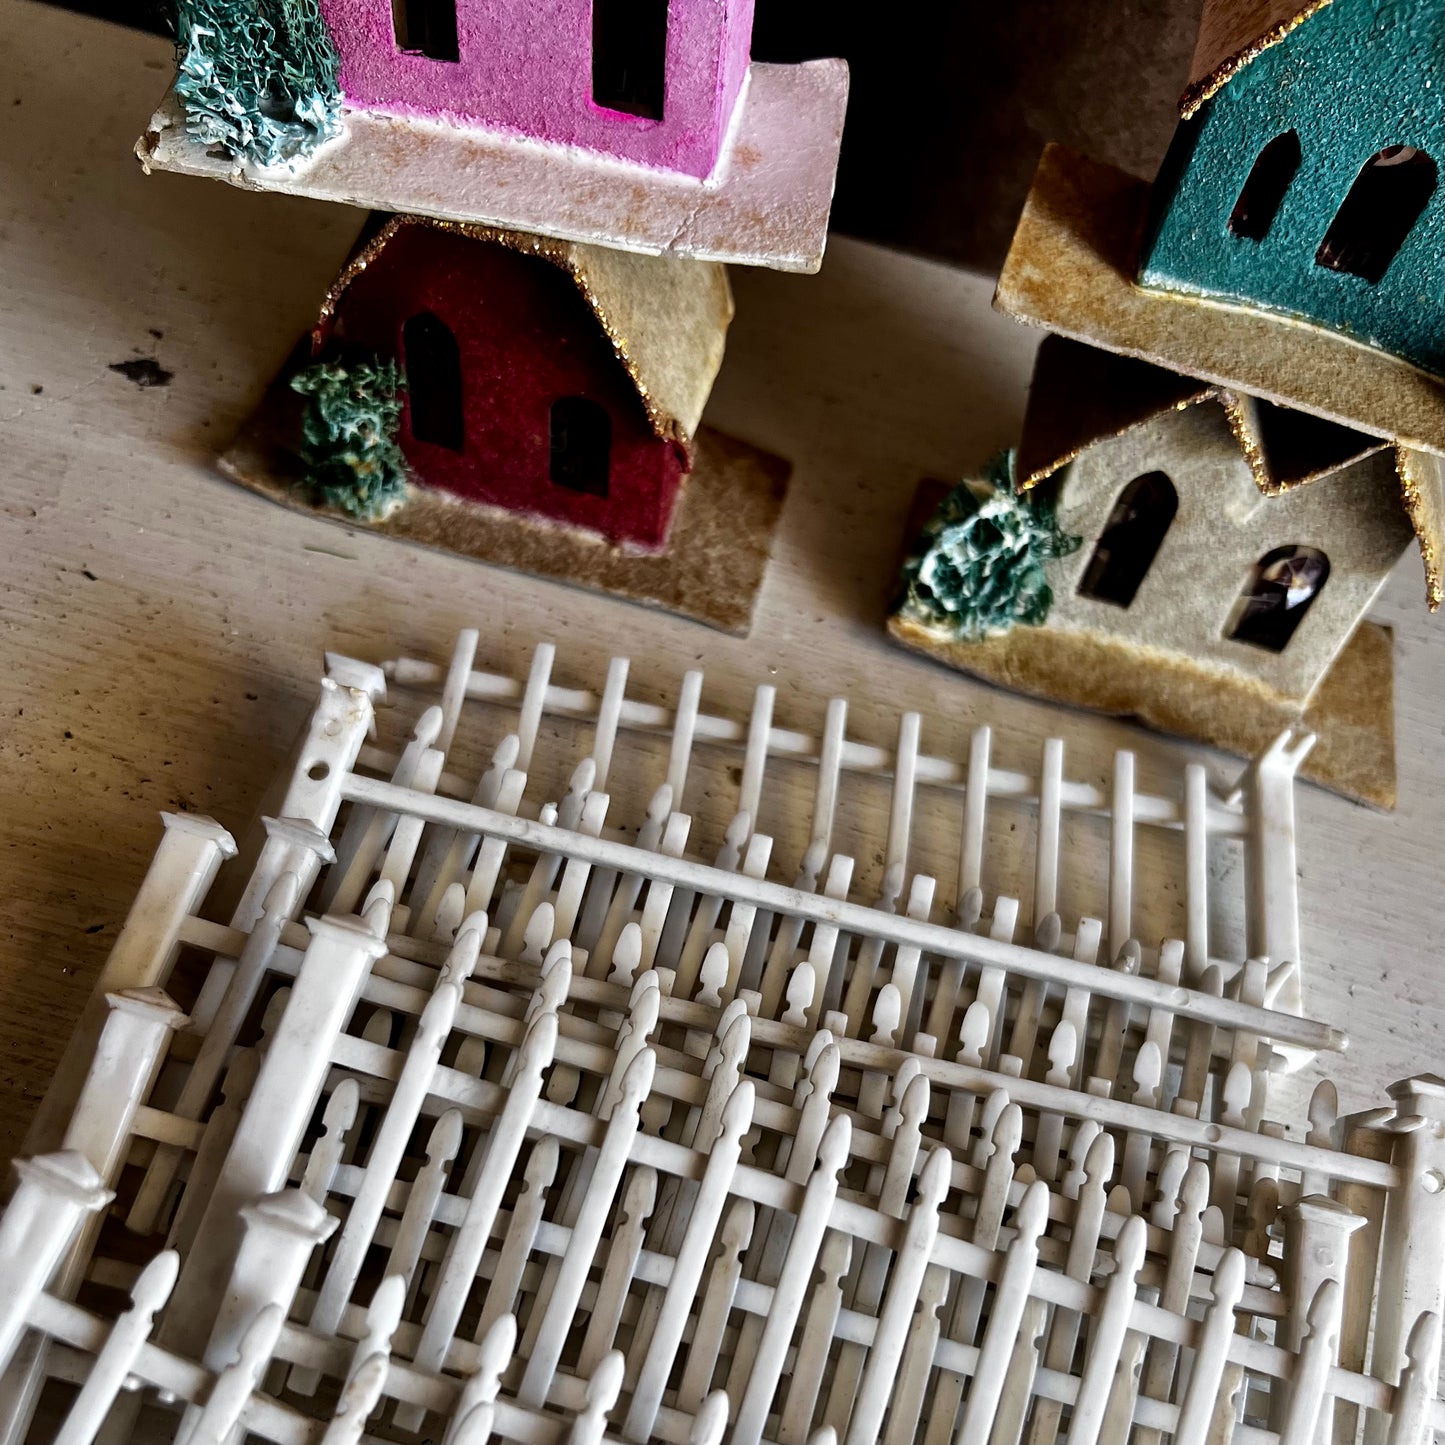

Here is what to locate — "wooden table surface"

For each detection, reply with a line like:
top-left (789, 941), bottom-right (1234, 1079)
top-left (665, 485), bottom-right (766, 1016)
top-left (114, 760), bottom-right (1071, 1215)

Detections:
top-left (2, 2), bottom-right (1441, 1168)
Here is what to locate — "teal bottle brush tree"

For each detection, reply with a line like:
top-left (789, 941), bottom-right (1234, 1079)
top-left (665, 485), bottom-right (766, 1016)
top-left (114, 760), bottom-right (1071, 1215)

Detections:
top-left (897, 452), bottom-right (1081, 641)
top-left (174, 0), bottom-right (343, 166)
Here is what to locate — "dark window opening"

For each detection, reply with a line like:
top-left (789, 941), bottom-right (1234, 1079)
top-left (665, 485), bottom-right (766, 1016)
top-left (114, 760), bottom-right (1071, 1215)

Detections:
top-left (393, 0), bottom-right (458, 63)
top-left (1078, 471), bottom-right (1178, 608)
top-left (549, 397), bottom-right (611, 496)
top-left (1227, 546), bottom-right (1330, 653)
top-left (1228, 130), bottom-right (1301, 240)
top-left (592, 0), bottom-right (668, 120)
top-left (1316, 146), bottom-right (1437, 283)
top-left (402, 312), bottom-right (464, 451)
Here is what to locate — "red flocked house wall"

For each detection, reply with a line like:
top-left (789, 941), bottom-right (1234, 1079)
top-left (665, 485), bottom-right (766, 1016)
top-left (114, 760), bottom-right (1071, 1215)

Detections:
top-left (319, 225), bottom-right (692, 550)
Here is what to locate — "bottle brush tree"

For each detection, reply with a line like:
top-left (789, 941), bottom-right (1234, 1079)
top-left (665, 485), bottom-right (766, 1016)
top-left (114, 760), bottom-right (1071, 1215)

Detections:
top-left (898, 452), bottom-right (1081, 640)
top-left (174, 0), bottom-right (343, 166)
top-left (291, 354), bottom-right (412, 521)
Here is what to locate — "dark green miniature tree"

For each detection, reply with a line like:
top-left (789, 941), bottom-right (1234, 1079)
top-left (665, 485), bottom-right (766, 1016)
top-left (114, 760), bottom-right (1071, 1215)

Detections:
top-left (174, 0), bottom-right (342, 166)
top-left (291, 356), bottom-right (412, 521)
top-left (898, 452), bottom-right (1081, 640)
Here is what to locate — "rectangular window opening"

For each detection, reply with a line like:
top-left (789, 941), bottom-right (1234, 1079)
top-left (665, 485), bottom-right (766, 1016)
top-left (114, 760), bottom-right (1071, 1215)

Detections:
top-left (592, 0), bottom-right (668, 120)
top-left (550, 397), bottom-right (611, 497)
top-left (394, 0), bottom-right (459, 63)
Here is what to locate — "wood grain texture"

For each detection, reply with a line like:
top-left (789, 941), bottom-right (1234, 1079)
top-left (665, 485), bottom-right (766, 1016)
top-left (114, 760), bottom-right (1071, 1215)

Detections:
top-left (1, 2), bottom-right (1441, 1169)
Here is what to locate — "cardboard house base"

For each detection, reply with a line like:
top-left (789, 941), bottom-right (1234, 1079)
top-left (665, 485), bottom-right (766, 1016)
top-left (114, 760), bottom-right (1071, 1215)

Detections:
top-left (888, 487), bottom-right (1396, 807)
top-left (135, 59), bottom-right (849, 273)
top-left (994, 145), bottom-right (1445, 458)
top-left (221, 351), bottom-right (790, 635)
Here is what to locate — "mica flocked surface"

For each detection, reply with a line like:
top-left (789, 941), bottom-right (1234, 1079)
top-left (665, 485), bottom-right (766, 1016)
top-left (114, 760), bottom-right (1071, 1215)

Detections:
top-left (315, 0), bottom-right (753, 179)
top-left (994, 145), bottom-right (1445, 456)
top-left (1141, 0), bottom-right (1444, 377)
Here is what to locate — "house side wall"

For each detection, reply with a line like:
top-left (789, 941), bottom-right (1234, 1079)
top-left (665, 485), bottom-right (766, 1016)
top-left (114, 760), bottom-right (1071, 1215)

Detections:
top-left (715, 0), bottom-right (754, 147)
top-left (1140, 0), bottom-right (1444, 377)
top-left (317, 0), bottom-right (744, 178)
top-left (329, 226), bottom-right (689, 549)
top-left (1041, 402), bottom-right (1414, 701)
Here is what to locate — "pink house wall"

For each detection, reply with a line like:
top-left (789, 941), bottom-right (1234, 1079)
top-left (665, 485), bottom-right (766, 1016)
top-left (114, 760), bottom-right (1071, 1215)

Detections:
top-left (317, 0), bottom-right (756, 178)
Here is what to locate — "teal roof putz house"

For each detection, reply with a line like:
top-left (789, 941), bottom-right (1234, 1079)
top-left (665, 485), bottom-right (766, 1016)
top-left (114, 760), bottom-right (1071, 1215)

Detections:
top-left (1140, 0), bottom-right (1443, 380)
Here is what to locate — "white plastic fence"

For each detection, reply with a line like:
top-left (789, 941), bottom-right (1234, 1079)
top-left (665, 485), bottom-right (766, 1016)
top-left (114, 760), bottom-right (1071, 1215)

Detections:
top-left (1, 633), bottom-right (1439, 1444)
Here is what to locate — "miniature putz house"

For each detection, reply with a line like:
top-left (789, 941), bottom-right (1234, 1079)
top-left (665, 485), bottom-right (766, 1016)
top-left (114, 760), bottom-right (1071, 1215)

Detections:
top-left (1005, 337), bottom-right (1415, 704)
top-left (322, 0), bottom-right (755, 179)
top-left (1141, 0), bottom-right (1443, 377)
top-left (137, 0), bottom-right (849, 270)
top-left (892, 0), bottom-right (1445, 804)
top-left (224, 216), bottom-right (789, 634)
top-left (317, 217), bottom-right (729, 550)
top-left (991, 0), bottom-right (1444, 457)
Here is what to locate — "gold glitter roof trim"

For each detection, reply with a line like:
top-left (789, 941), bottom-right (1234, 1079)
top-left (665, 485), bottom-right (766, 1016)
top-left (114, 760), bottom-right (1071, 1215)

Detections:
top-left (1018, 336), bottom-right (1437, 614)
top-left (1396, 447), bottom-right (1445, 611)
top-left (1181, 0), bottom-right (1334, 117)
top-left (1016, 335), bottom-right (1380, 498)
top-left (316, 216), bottom-right (733, 446)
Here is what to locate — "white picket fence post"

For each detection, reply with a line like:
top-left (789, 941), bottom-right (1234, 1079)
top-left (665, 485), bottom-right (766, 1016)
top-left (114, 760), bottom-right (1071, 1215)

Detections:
top-left (1370, 1076), bottom-right (1445, 1429)
top-left (23, 815), bottom-right (235, 1156)
top-left (162, 913), bottom-right (387, 1348)
top-left (0, 1154), bottom-right (112, 1369)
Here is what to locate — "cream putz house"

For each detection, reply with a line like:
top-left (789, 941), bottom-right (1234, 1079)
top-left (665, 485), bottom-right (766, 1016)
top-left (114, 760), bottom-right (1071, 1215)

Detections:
top-left (889, 332), bottom-right (1441, 802)
top-left (1016, 337), bottom-right (1418, 704)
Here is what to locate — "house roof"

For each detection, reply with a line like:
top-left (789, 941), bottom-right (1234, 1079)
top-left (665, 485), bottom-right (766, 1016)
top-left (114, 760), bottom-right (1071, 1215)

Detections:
top-left (1017, 336), bottom-right (1441, 609)
top-left (317, 216), bottom-right (734, 446)
top-left (1181, 0), bottom-right (1333, 117)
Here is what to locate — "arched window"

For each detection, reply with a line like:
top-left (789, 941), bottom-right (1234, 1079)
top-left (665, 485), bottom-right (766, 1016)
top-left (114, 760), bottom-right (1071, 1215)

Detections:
top-left (402, 312), bottom-right (464, 451)
top-left (549, 397), bottom-right (611, 496)
top-left (592, 0), bottom-right (668, 119)
top-left (1228, 130), bottom-right (1301, 240)
top-left (1226, 546), bottom-right (1330, 653)
top-left (1316, 146), bottom-right (1437, 283)
top-left (392, 0), bottom-right (458, 60)
top-left (1077, 471), bottom-right (1178, 608)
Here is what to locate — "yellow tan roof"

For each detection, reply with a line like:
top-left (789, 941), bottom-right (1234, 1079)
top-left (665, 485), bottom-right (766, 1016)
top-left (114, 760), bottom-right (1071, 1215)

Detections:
top-left (1181, 0), bottom-right (1334, 117)
top-left (319, 216), bottom-right (733, 446)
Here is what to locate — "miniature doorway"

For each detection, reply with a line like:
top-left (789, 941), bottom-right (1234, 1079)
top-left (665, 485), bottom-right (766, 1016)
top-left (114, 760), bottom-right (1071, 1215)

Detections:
top-left (403, 312), bottom-right (464, 451)
top-left (1228, 131), bottom-right (1301, 240)
top-left (1316, 146), bottom-right (1437, 283)
top-left (392, 0), bottom-right (458, 61)
top-left (1077, 471), bottom-right (1178, 608)
top-left (549, 397), bottom-right (611, 496)
top-left (1226, 545), bottom-right (1330, 652)
top-left (592, 0), bottom-right (668, 120)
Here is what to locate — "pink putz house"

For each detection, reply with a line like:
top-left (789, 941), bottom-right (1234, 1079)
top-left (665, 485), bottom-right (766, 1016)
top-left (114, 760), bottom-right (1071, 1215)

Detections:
top-left (138, 0), bottom-right (849, 271)
top-left (322, 0), bottom-right (756, 179)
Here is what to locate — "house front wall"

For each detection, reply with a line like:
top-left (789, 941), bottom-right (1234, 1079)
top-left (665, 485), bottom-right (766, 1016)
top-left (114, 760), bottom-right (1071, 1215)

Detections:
top-left (317, 0), bottom-right (753, 178)
top-left (1140, 0), bottom-right (1444, 377)
top-left (1040, 401), bottom-right (1414, 702)
top-left (326, 226), bottom-right (689, 549)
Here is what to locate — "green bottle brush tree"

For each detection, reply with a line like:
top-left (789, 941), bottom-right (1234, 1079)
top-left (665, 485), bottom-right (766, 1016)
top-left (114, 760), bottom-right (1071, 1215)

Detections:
top-left (291, 354), bottom-right (412, 521)
top-left (898, 452), bottom-right (1081, 641)
top-left (174, 0), bottom-right (343, 166)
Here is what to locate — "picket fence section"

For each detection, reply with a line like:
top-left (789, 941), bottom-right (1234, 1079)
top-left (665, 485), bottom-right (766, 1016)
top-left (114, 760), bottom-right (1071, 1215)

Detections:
top-left (0, 632), bottom-right (1439, 1445)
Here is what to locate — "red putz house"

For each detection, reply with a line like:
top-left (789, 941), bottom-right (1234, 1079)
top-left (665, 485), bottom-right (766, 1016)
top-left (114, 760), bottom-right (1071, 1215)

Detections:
top-left (316, 216), bottom-right (733, 550)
